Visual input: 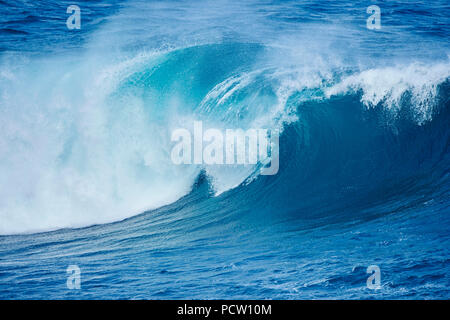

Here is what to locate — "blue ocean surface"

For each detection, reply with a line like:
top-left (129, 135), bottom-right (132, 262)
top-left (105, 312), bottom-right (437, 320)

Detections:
top-left (0, 0), bottom-right (449, 299)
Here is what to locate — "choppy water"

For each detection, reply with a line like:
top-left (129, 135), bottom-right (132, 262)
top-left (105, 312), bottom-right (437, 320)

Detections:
top-left (0, 0), bottom-right (449, 299)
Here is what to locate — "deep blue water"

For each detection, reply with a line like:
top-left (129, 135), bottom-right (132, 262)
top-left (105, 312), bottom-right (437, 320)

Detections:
top-left (0, 0), bottom-right (449, 299)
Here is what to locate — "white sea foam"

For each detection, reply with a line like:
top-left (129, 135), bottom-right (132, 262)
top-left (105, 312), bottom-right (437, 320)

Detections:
top-left (326, 61), bottom-right (450, 124)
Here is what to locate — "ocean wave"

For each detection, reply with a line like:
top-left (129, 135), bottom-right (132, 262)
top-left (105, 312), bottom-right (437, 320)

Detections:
top-left (0, 42), bottom-right (449, 234)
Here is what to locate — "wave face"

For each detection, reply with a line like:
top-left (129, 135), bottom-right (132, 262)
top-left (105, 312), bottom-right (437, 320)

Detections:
top-left (0, 0), bottom-right (449, 299)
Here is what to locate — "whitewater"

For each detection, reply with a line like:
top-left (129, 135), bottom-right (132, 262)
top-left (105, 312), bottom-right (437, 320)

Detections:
top-left (0, 0), bottom-right (449, 299)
